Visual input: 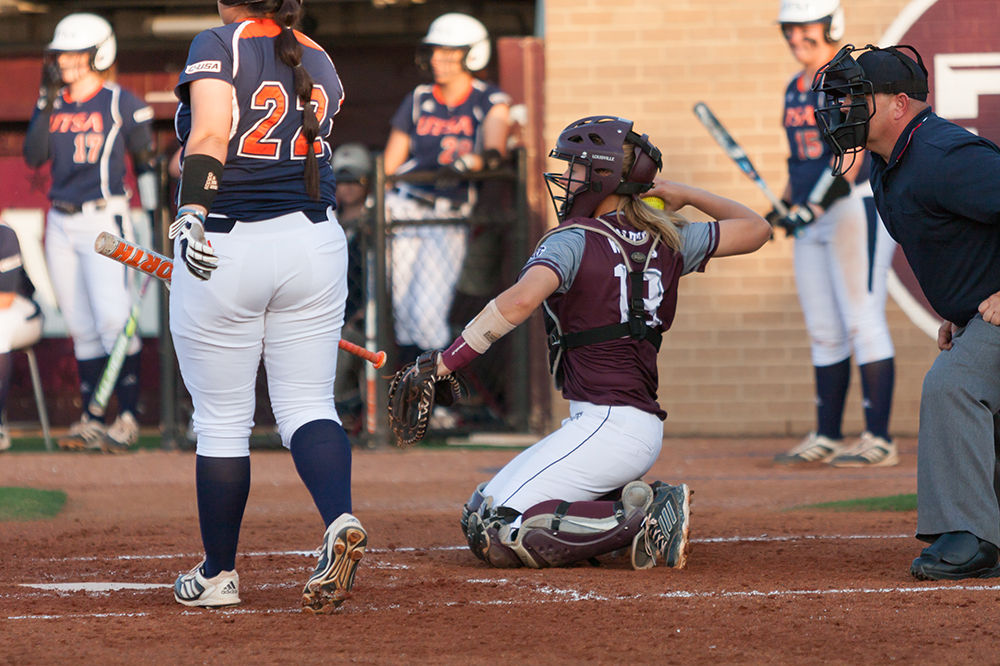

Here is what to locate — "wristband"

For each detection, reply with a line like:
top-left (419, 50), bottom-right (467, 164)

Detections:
top-left (179, 153), bottom-right (223, 211)
top-left (440, 335), bottom-right (482, 373)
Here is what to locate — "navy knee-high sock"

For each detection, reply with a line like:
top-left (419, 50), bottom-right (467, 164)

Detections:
top-left (290, 419), bottom-right (352, 527)
top-left (196, 455), bottom-right (251, 578)
top-left (859, 357), bottom-right (895, 440)
top-left (815, 358), bottom-right (851, 440)
top-left (114, 352), bottom-right (142, 416)
top-left (77, 356), bottom-right (108, 421)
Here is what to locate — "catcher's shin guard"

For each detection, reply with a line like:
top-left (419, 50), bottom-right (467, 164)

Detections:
top-left (509, 487), bottom-right (652, 568)
top-left (466, 511), bottom-right (523, 568)
top-left (460, 482), bottom-right (489, 559)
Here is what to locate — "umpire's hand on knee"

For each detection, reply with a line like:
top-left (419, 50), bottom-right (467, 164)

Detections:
top-left (979, 292), bottom-right (1000, 326)
top-left (169, 206), bottom-right (218, 281)
top-left (937, 320), bottom-right (958, 351)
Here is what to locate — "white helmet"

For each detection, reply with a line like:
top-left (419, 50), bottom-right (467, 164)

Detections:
top-left (778, 0), bottom-right (844, 42)
top-left (332, 143), bottom-right (373, 183)
top-left (48, 13), bottom-right (117, 71)
top-left (422, 13), bottom-right (490, 71)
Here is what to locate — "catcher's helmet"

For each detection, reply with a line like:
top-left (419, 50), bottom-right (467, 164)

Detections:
top-left (544, 116), bottom-right (663, 222)
top-left (812, 43), bottom-right (928, 174)
top-left (778, 0), bottom-right (844, 43)
top-left (420, 12), bottom-right (490, 72)
top-left (332, 143), bottom-right (374, 184)
top-left (48, 13), bottom-right (117, 72)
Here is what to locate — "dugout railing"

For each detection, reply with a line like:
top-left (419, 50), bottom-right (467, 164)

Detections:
top-left (155, 149), bottom-right (532, 449)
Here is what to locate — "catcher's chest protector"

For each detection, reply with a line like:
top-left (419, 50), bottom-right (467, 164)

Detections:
top-left (539, 219), bottom-right (665, 389)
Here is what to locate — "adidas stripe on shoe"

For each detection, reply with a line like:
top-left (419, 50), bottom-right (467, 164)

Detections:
top-left (303, 513), bottom-right (367, 614)
top-left (173, 560), bottom-right (241, 608)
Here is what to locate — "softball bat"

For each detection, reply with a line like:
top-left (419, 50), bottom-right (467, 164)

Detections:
top-left (89, 274), bottom-right (154, 417)
top-left (94, 232), bottom-right (388, 368)
top-left (693, 101), bottom-right (790, 217)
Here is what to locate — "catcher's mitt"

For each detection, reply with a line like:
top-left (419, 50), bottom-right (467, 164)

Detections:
top-left (387, 350), bottom-right (467, 448)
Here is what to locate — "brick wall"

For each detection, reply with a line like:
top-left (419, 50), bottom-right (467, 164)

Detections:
top-left (543, 0), bottom-right (934, 437)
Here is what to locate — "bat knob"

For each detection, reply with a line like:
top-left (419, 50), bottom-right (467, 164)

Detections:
top-left (374, 351), bottom-right (387, 370)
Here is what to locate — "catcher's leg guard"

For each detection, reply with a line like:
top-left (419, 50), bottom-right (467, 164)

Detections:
top-left (508, 481), bottom-right (654, 568)
top-left (460, 482), bottom-right (488, 535)
top-left (465, 505), bottom-right (523, 568)
top-left (461, 483), bottom-right (490, 562)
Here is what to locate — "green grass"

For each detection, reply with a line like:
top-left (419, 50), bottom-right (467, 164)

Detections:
top-left (5, 432), bottom-right (284, 453)
top-left (798, 493), bottom-right (917, 512)
top-left (0, 487), bottom-right (67, 521)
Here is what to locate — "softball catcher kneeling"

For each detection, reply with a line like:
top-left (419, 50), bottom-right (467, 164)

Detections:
top-left (388, 115), bottom-right (771, 568)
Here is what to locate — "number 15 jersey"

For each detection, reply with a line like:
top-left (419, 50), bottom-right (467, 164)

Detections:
top-left (175, 18), bottom-right (344, 221)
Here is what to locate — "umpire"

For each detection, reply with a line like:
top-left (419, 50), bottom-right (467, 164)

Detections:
top-left (814, 44), bottom-right (1000, 580)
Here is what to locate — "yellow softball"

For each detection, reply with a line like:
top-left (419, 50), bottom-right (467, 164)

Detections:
top-left (641, 196), bottom-right (665, 210)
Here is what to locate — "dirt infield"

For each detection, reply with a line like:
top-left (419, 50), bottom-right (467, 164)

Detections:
top-left (2, 436), bottom-right (998, 663)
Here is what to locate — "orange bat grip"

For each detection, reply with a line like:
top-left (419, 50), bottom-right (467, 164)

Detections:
top-left (338, 339), bottom-right (387, 369)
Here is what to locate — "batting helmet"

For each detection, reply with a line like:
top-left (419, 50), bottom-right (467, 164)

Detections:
top-left (778, 0), bottom-right (844, 43)
top-left (48, 13), bottom-right (117, 72)
top-left (421, 13), bottom-right (491, 72)
top-left (332, 143), bottom-right (374, 184)
top-left (544, 116), bottom-right (663, 222)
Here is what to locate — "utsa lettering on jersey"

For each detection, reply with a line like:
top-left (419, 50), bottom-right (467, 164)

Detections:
top-left (423, 115), bottom-right (768, 570)
top-left (169, 0), bottom-right (365, 614)
top-left (382, 12), bottom-right (511, 367)
top-left (770, 0), bottom-right (899, 469)
top-left (22, 12), bottom-right (155, 452)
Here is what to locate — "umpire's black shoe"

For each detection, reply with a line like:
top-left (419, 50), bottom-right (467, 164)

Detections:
top-left (910, 531), bottom-right (1000, 580)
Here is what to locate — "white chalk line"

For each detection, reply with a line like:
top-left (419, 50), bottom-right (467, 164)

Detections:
top-left (8, 577), bottom-right (1000, 621)
top-left (6, 532), bottom-right (960, 622)
top-left (37, 533), bottom-right (911, 564)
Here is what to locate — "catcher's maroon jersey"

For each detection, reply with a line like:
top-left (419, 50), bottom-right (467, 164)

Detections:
top-left (525, 212), bottom-right (719, 419)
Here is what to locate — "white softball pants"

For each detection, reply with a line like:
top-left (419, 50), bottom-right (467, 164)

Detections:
top-left (483, 401), bottom-right (664, 522)
top-left (793, 183), bottom-right (896, 367)
top-left (0, 296), bottom-right (42, 353)
top-left (387, 191), bottom-right (468, 350)
top-left (170, 210), bottom-right (348, 457)
top-left (45, 198), bottom-right (140, 359)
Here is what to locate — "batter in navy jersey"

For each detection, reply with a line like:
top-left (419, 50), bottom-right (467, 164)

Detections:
top-left (770, 0), bottom-right (898, 469)
top-left (169, 0), bottom-right (365, 613)
top-left (0, 222), bottom-right (43, 453)
top-left (430, 115), bottom-right (769, 570)
top-left (23, 13), bottom-right (155, 452)
top-left (382, 12), bottom-right (511, 365)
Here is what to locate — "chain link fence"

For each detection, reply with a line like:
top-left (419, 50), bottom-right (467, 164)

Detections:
top-left (156, 149), bottom-right (532, 449)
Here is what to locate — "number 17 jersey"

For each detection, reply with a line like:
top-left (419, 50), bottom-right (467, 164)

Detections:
top-left (175, 18), bottom-right (344, 221)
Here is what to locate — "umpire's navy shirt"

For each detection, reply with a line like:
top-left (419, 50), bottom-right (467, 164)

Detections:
top-left (871, 107), bottom-right (1000, 326)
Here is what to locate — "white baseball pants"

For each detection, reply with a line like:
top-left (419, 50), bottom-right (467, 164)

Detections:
top-left (170, 210), bottom-right (348, 457)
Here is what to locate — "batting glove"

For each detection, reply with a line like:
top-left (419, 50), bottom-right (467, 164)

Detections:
top-left (771, 204), bottom-right (817, 238)
top-left (169, 208), bottom-right (218, 280)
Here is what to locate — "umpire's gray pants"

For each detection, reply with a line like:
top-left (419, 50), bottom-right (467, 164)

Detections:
top-left (917, 315), bottom-right (1000, 547)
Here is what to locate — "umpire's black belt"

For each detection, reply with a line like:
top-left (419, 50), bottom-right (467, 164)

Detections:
top-left (205, 209), bottom-right (329, 233)
top-left (51, 199), bottom-right (107, 215)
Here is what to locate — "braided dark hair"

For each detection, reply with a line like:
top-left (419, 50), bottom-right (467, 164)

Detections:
top-left (224, 0), bottom-right (321, 199)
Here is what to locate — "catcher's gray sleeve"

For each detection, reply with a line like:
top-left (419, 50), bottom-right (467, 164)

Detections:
top-left (679, 221), bottom-right (719, 275)
top-left (521, 228), bottom-right (585, 294)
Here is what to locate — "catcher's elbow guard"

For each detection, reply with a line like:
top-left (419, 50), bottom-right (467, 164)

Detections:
top-left (463, 299), bottom-right (516, 353)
